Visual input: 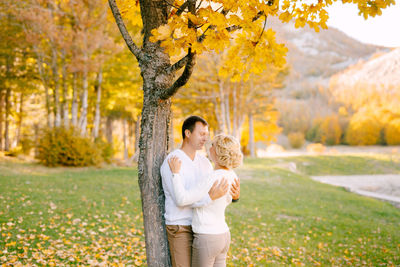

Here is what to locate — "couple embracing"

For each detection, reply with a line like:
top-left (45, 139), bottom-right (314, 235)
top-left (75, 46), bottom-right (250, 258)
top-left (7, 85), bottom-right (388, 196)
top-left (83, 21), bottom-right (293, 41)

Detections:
top-left (161, 116), bottom-right (242, 267)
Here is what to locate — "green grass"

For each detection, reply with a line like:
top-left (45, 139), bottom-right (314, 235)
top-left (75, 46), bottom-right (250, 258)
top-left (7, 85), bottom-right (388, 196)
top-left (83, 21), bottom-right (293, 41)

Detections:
top-left (244, 154), bottom-right (400, 176)
top-left (1, 156), bottom-right (400, 266)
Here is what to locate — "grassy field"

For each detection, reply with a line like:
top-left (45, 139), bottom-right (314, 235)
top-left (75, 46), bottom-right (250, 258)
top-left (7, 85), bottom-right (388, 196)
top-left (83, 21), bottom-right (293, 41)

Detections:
top-left (1, 155), bottom-right (399, 266)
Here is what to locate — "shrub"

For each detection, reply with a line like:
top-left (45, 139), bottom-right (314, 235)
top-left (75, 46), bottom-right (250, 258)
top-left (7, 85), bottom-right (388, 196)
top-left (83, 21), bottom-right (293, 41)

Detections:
top-left (306, 118), bottom-right (322, 142)
top-left (20, 136), bottom-right (34, 155)
top-left (94, 138), bottom-right (114, 163)
top-left (345, 113), bottom-right (381, 146)
top-left (385, 119), bottom-right (400, 145)
top-left (37, 127), bottom-right (102, 167)
top-left (288, 132), bottom-right (305, 148)
top-left (306, 143), bottom-right (326, 154)
top-left (319, 115), bottom-right (342, 145)
top-left (5, 147), bottom-right (22, 157)
top-left (306, 116), bottom-right (342, 145)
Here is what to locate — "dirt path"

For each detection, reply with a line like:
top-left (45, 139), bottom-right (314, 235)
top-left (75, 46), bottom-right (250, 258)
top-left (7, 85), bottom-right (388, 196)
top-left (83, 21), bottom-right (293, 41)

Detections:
top-left (312, 174), bottom-right (400, 207)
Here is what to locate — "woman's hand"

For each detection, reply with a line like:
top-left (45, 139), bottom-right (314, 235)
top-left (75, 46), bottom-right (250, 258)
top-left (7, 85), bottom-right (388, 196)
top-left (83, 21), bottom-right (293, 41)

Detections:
top-left (230, 178), bottom-right (240, 201)
top-left (168, 156), bottom-right (182, 174)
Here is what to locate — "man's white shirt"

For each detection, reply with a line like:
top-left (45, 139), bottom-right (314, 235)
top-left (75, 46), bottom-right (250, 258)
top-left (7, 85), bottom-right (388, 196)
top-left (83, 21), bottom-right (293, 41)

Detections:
top-left (160, 149), bottom-right (213, 226)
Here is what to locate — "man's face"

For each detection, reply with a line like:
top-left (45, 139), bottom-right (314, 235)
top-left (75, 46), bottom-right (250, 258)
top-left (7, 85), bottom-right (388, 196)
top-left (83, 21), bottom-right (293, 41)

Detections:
top-left (186, 122), bottom-right (209, 150)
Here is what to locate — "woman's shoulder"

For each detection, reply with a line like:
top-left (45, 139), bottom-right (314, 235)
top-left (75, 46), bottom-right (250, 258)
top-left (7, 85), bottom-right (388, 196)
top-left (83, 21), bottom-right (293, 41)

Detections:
top-left (213, 169), bottom-right (237, 178)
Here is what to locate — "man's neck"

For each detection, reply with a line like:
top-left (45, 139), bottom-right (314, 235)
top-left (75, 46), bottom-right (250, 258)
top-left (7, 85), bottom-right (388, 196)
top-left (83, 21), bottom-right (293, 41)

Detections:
top-left (180, 142), bottom-right (196, 161)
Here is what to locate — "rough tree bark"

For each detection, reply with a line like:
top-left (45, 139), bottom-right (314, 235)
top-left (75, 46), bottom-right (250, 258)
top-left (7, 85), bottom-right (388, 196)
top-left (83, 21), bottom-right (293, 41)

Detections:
top-left (108, 0), bottom-right (196, 265)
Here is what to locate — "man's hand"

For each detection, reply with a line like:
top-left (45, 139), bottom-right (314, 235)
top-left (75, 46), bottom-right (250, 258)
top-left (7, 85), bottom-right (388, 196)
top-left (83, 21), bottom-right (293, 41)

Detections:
top-left (230, 178), bottom-right (240, 201)
top-left (168, 156), bottom-right (182, 174)
top-left (208, 178), bottom-right (229, 200)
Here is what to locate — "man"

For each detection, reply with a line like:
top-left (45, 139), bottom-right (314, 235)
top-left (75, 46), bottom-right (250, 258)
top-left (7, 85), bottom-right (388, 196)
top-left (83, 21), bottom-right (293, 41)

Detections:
top-left (161, 116), bottom-right (240, 267)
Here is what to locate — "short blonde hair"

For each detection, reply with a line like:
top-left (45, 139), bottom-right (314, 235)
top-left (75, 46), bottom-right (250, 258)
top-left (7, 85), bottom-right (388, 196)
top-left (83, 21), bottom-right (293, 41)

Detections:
top-left (212, 134), bottom-right (243, 169)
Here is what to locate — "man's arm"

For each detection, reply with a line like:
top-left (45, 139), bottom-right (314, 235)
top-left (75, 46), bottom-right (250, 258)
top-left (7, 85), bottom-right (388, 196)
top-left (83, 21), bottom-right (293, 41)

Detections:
top-left (168, 157), bottom-right (229, 207)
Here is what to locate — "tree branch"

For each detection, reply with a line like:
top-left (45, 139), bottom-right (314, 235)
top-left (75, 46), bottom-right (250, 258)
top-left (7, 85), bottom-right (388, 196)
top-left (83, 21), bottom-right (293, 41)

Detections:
top-left (108, 0), bottom-right (144, 62)
top-left (168, 53), bottom-right (191, 73)
top-left (199, 11), bottom-right (265, 42)
top-left (159, 50), bottom-right (196, 100)
top-left (176, 1), bottom-right (189, 16)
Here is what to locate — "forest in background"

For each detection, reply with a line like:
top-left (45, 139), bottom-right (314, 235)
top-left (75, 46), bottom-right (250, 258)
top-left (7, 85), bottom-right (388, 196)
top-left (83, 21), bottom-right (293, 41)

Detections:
top-left (1, 0), bottom-right (400, 166)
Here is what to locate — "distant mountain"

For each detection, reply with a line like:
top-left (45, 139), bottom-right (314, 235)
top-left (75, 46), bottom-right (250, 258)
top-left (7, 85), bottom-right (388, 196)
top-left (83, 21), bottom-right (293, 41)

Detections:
top-left (268, 18), bottom-right (388, 94)
top-left (330, 48), bottom-right (400, 88)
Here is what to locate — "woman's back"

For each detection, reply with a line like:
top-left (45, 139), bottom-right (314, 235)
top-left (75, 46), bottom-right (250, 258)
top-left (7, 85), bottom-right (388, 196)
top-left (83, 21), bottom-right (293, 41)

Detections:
top-left (192, 169), bottom-right (237, 234)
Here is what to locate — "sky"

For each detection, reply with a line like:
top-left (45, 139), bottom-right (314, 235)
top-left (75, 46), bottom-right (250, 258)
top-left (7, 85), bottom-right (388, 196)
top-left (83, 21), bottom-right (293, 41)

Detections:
top-left (326, 2), bottom-right (400, 47)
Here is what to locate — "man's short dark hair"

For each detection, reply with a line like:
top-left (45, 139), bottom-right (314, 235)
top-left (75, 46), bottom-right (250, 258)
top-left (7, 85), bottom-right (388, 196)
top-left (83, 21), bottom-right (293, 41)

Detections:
top-left (182, 116), bottom-right (208, 139)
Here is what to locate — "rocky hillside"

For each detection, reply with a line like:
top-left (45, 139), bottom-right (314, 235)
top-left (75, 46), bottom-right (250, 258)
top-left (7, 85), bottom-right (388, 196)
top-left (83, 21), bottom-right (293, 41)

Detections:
top-left (330, 48), bottom-right (400, 88)
top-left (268, 17), bottom-right (388, 94)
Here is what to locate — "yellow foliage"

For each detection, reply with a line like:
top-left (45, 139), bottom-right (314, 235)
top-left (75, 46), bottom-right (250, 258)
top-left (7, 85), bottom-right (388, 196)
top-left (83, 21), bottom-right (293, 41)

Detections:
top-left (240, 111), bottom-right (281, 150)
top-left (385, 119), bottom-right (400, 145)
top-left (345, 112), bottom-right (382, 146)
top-left (319, 115), bottom-right (342, 145)
top-left (306, 143), bottom-right (326, 154)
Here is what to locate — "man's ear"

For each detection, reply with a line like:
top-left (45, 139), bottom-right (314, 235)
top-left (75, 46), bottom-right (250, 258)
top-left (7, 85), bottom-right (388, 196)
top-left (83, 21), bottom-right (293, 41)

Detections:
top-left (185, 129), bottom-right (191, 139)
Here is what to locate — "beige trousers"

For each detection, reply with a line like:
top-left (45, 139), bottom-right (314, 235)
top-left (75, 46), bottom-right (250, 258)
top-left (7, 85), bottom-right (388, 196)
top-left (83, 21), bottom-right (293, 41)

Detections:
top-left (191, 231), bottom-right (231, 267)
top-left (166, 225), bottom-right (193, 267)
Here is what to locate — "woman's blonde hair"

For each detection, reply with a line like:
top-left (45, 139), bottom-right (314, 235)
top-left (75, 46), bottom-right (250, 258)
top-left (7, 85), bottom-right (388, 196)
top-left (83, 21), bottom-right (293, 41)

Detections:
top-left (212, 134), bottom-right (243, 169)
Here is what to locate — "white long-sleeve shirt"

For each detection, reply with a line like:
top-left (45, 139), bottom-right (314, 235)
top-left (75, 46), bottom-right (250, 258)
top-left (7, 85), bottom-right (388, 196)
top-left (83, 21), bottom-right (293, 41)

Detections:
top-left (172, 169), bottom-right (237, 234)
top-left (160, 149), bottom-right (213, 226)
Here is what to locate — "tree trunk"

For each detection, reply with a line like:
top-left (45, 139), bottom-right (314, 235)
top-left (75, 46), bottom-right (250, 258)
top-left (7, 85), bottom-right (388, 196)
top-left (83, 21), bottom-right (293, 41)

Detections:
top-left (0, 88), bottom-right (4, 150)
top-left (93, 69), bottom-right (103, 139)
top-left (168, 114), bottom-right (174, 150)
top-left (79, 65), bottom-right (88, 135)
top-left (248, 113), bottom-right (256, 157)
top-left (138, 92), bottom-right (172, 267)
top-left (34, 47), bottom-right (52, 128)
top-left (52, 48), bottom-right (61, 128)
top-left (105, 116), bottom-right (113, 145)
top-left (123, 118), bottom-right (128, 162)
top-left (33, 123), bottom-right (39, 157)
top-left (71, 72), bottom-right (78, 127)
top-left (16, 92), bottom-right (24, 145)
top-left (232, 84), bottom-right (238, 139)
top-left (130, 115), bottom-right (141, 162)
top-left (4, 87), bottom-right (11, 151)
top-left (224, 90), bottom-right (231, 135)
top-left (61, 50), bottom-right (69, 128)
top-left (135, 115), bottom-right (141, 153)
top-left (218, 80), bottom-right (227, 133)
top-left (108, 0), bottom-right (197, 264)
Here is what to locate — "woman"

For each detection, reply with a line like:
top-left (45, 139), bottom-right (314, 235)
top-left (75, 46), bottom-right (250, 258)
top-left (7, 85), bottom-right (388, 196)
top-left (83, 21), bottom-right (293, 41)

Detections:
top-left (168, 134), bottom-right (243, 267)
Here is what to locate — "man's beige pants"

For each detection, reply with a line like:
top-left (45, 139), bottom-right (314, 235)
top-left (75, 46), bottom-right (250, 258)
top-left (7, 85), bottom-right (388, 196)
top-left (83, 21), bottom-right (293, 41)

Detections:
top-left (166, 225), bottom-right (193, 267)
